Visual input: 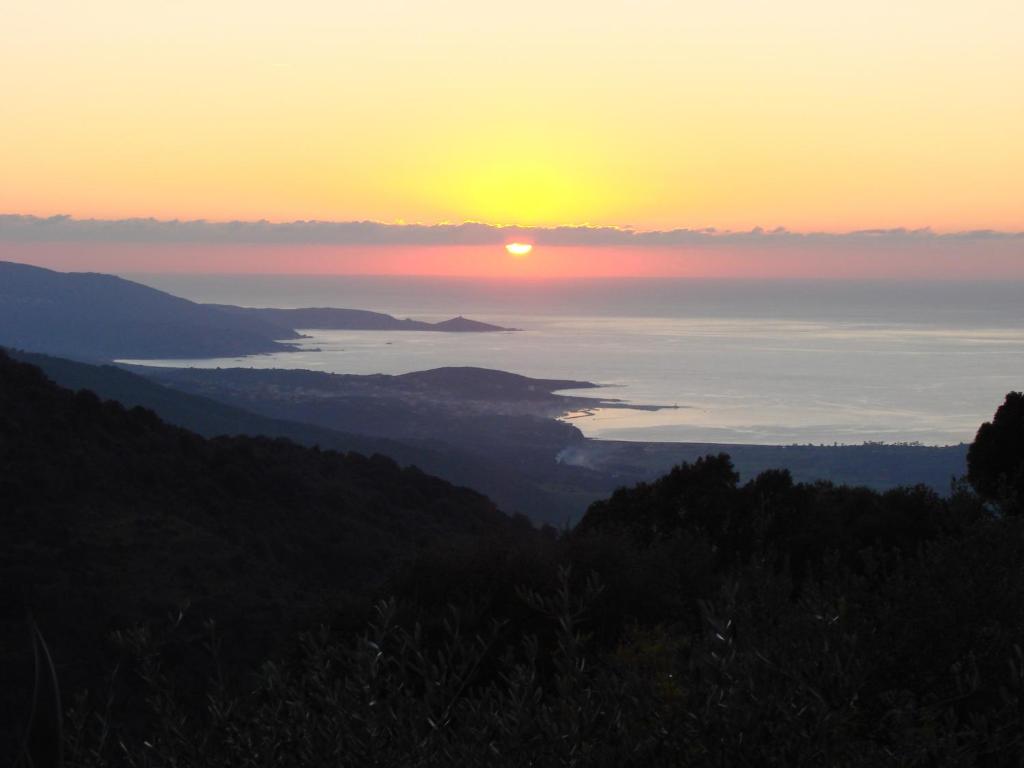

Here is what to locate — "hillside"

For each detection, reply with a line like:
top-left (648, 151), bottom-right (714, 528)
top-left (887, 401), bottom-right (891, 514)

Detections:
top-left (0, 349), bottom-right (513, 748)
top-left (9, 351), bottom-right (606, 520)
top-left (4, 346), bottom-right (972, 534)
top-left (0, 261), bottom-right (298, 360)
top-left (0, 261), bottom-right (515, 362)
top-left (6, 348), bottom-right (444, 463)
top-left (135, 364), bottom-right (973, 522)
top-left (39, 394), bottom-right (1024, 766)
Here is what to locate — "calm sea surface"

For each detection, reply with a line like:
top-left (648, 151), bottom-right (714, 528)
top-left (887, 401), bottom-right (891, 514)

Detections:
top-left (124, 276), bottom-right (1024, 446)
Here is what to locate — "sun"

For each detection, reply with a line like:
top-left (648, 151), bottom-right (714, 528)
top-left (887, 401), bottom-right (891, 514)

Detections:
top-left (505, 242), bottom-right (533, 257)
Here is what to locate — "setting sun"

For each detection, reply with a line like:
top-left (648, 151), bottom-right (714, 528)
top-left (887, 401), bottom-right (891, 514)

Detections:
top-left (505, 243), bottom-right (533, 257)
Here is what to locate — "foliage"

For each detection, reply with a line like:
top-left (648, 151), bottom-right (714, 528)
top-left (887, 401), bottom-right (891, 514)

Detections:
top-left (4, 351), bottom-right (1024, 764)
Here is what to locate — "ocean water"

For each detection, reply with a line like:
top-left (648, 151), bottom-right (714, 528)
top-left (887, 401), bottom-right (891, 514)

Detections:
top-left (125, 276), bottom-right (1024, 446)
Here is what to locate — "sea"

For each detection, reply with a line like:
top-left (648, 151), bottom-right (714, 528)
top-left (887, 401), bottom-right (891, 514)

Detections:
top-left (123, 275), bottom-right (1024, 447)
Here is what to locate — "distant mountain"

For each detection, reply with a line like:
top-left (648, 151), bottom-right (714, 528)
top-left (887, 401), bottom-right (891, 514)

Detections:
top-left (213, 305), bottom-right (517, 332)
top-left (0, 261), bottom-right (516, 362)
top-left (0, 261), bottom-right (298, 360)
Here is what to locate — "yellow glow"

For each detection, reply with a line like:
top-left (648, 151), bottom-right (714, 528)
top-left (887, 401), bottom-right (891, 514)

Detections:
top-left (505, 243), bottom-right (533, 257)
top-left (1, 1), bottom-right (1022, 230)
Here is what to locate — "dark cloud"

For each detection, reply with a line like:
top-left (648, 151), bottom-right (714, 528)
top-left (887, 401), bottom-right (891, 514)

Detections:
top-left (1, 215), bottom-right (1021, 247)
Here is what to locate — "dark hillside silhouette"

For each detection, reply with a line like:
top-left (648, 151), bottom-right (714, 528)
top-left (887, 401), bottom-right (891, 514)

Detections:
top-left (0, 349), bottom-right (512, 753)
top-left (139, 363), bottom-right (971, 521)
top-left (7, 348), bottom-right (445, 461)
top-left (4, 354), bottom-right (1024, 762)
top-left (32, 390), bottom-right (1024, 765)
top-left (9, 349), bottom-right (609, 521)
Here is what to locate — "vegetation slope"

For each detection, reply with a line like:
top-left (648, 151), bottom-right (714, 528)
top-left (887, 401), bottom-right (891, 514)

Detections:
top-left (4, 346), bottom-right (1024, 765)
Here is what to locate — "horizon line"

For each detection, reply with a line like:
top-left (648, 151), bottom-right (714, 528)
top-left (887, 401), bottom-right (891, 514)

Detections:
top-left (2, 214), bottom-right (1023, 247)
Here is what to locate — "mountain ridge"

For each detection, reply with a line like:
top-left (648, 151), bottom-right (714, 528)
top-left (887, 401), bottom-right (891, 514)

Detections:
top-left (0, 260), bottom-right (515, 362)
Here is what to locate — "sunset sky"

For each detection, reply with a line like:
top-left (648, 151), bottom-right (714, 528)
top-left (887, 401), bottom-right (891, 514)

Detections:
top-left (2, 1), bottom-right (1022, 277)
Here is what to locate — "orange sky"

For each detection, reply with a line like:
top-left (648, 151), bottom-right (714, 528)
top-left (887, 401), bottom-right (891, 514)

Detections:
top-left (2, 3), bottom-right (1024, 280)
top-left (1, 2), bottom-right (1022, 277)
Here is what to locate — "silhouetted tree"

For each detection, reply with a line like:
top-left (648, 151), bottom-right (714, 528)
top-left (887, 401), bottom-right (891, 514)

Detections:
top-left (968, 391), bottom-right (1024, 515)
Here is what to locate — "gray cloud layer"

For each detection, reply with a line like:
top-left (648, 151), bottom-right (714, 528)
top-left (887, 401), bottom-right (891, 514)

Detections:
top-left (1, 215), bottom-right (1022, 247)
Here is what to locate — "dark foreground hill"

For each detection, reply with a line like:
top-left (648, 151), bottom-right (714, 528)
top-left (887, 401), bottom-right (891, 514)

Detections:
top-left (5, 346), bottom-right (1024, 763)
top-left (0, 349), bottom-right (514, 751)
top-left (25, 389), bottom-right (1024, 766)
